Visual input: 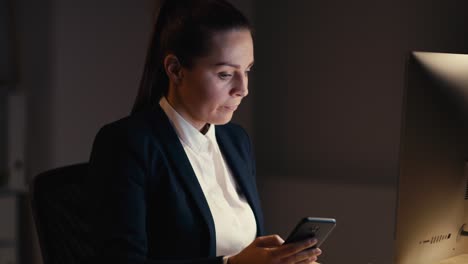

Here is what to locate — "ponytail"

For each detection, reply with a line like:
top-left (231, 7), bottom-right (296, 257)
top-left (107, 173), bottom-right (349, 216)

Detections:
top-left (131, 1), bottom-right (170, 114)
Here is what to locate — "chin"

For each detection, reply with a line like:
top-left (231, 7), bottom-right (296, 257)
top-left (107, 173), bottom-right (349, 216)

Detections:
top-left (211, 114), bottom-right (233, 125)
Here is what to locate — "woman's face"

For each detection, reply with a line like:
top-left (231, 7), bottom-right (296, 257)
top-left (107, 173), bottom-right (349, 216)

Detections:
top-left (167, 29), bottom-right (254, 131)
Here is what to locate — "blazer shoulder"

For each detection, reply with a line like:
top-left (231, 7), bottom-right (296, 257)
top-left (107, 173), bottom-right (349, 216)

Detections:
top-left (217, 122), bottom-right (250, 140)
top-left (101, 111), bottom-right (151, 135)
top-left (91, 110), bottom-right (169, 162)
top-left (89, 110), bottom-right (167, 181)
top-left (216, 122), bottom-right (253, 155)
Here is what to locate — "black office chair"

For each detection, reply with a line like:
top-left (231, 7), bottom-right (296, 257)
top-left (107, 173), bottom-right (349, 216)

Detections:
top-left (30, 163), bottom-right (96, 264)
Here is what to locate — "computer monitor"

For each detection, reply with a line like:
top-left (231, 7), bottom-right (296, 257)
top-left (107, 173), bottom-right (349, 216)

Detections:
top-left (395, 51), bottom-right (468, 264)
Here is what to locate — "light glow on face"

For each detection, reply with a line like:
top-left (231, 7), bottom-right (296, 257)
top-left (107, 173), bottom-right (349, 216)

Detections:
top-left (169, 29), bottom-right (254, 131)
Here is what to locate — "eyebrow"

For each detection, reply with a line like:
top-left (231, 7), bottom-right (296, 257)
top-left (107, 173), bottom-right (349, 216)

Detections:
top-left (214, 61), bottom-right (255, 69)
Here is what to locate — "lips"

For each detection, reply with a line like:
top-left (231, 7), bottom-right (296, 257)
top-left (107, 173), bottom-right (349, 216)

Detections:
top-left (223, 105), bottom-right (239, 111)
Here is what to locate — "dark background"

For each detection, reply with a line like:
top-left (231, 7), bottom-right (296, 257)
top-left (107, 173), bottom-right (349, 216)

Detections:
top-left (2, 0), bottom-right (468, 263)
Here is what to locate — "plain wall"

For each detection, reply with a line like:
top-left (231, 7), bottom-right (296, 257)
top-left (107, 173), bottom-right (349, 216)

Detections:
top-left (0, 0), bottom-right (15, 82)
top-left (253, 1), bottom-right (468, 263)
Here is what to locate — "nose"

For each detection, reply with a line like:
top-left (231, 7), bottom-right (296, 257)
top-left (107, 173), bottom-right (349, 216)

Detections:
top-left (231, 73), bottom-right (249, 97)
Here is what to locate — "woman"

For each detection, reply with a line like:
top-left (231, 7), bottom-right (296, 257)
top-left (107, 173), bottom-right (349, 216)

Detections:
top-left (88, 0), bottom-right (322, 263)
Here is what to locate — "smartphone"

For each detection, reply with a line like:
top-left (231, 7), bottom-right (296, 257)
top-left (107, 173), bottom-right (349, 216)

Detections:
top-left (284, 217), bottom-right (336, 248)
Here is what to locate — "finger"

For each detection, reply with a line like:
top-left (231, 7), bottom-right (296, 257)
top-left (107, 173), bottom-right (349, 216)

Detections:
top-left (255, 234), bottom-right (285, 247)
top-left (283, 247), bottom-right (321, 263)
top-left (302, 247), bottom-right (322, 257)
top-left (271, 238), bottom-right (317, 258)
top-left (296, 256), bottom-right (318, 264)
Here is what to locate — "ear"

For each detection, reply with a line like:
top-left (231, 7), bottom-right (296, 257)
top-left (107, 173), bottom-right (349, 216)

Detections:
top-left (164, 54), bottom-right (184, 85)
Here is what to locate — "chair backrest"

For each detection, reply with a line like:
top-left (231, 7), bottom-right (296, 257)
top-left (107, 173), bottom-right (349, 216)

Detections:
top-left (30, 163), bottom-right (96, 264)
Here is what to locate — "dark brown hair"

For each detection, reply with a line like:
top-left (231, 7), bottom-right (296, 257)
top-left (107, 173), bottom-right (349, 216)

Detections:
top-left (131, 0), bottom-right (252, 114)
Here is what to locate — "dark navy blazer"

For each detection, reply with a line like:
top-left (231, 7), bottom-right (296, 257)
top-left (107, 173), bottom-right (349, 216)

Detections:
top-left (87, 105), bottom-right (265, 264)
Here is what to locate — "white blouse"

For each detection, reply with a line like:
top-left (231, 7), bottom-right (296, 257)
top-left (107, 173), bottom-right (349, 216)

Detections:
top-left (159, 97), bottom-right (257, 259)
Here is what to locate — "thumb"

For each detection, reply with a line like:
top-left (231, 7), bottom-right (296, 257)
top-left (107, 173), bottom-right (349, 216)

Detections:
top-left (254, 235), bottom-right (285, 248)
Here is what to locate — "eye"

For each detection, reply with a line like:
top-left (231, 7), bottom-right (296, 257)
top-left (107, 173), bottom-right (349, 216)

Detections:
top-left (218, 72), bottom-right (233, 80)
top-left (246, 66), bottom-right (254, 75)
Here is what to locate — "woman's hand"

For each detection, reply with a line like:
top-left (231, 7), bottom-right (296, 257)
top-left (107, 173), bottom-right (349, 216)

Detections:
top-left (228, 235), bottom-right (322, 264)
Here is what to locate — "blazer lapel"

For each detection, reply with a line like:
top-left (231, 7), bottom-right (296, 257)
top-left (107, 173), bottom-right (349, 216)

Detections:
top-left (216, 127), bottom-right (264, 236)
top-left (147, 106), bottom-right (217, 256)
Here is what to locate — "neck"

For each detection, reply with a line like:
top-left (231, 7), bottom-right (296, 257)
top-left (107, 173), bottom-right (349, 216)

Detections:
top-left (165, 92), bottom-right (207, 133)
